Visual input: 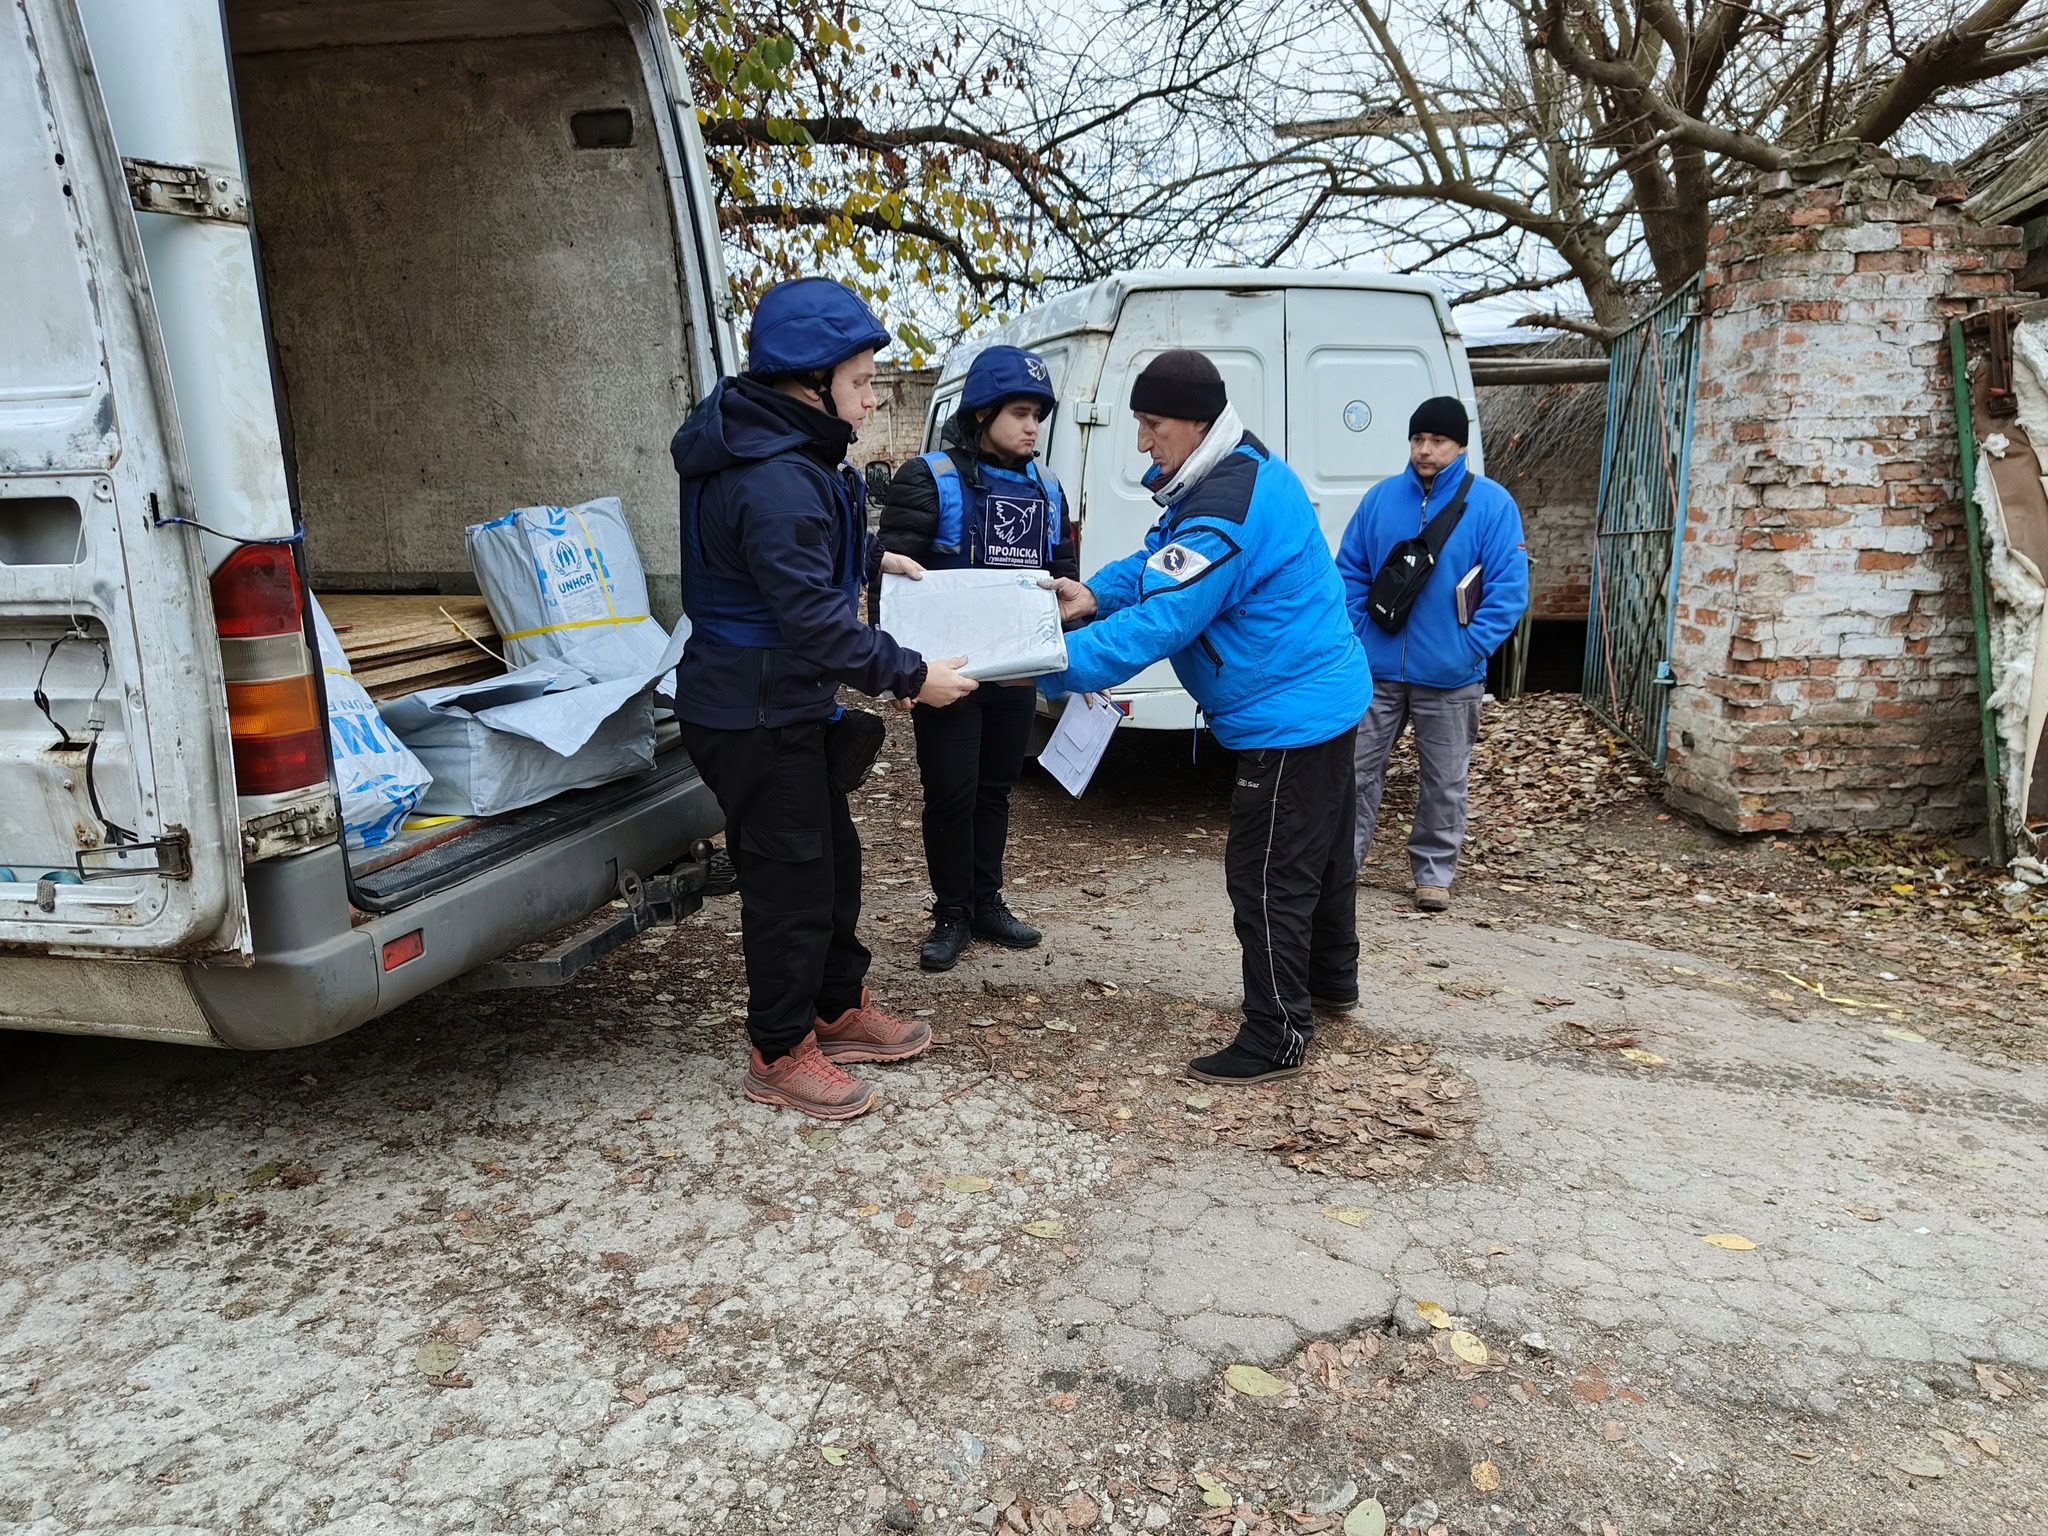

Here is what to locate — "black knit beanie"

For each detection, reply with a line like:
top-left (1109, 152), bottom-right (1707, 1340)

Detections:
top-left (1408, 395), bottom-right (1469, 445)
top-left (1129, 349), bottom-right (1228, 422)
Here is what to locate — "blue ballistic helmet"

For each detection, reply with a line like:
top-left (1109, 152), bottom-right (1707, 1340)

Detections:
top-left (960, 345), bottom-right (1057, 418)
top-left (746, 278), bottom-right (891, 377)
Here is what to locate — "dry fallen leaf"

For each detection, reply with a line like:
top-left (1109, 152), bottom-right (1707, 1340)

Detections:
top-left (1021, 1219), bottom-right (1066, 1239)
top-left (1975, 1362), bottom-right (2019, 1400)
top-left (857, 1203), bottom-right (880, 1218)
top-left (944, 1175), bottom-right (993, 1194)
top-left (1891, 1451), bottom-right (1946, 1480)
top-left (1618, 1047), bottom-right (1666, 1066)
top-left (1064, 1491), bottom-right (1100, 1529)
top-left (1342, 1500), bottom-right (1387, 1536)
top-left (1699, 1233), bottom-right (1757, 1251)
top-left (894, 1211), bottom-right (915, 1229)
top-left (1976, 1435), bottom-right (2003, 1458)
top-left (1186, 1093), bottom-right (1215, 1110)
top-left (415, 1341), bottom-right (463, 1377)
top-left (1845, 1205), bottom-right (1883, 1222)
top-left (1193, 1472), bottom-right (1232, 1508)
top-left (1602, 1421), bottom-right (1627, 1443)
top-left (1321, 1205), bottom-right (1372, 1227)
top-left (619, 1384), bottom-right (649, 1405)
top-left (1449, 1331), bottom-right (1489, 1365)
top-left (1223, 1363), bottom-right (1290, 1397)
top-left (1414, 1301), bottom-right (1454, 1330)
top-left (820, 1445), bottom-right (848, 1466)
top-left (1469, 1461), bottom-right (1500, 1492)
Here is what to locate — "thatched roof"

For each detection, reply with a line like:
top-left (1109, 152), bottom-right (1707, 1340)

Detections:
top-left (1478, 334), bottom-right (1607, 490)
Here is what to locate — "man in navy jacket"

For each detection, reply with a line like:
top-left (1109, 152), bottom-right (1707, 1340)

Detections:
top-left (1042, 350), bottom-right (1374, 1083)
top-left (1335, 396), bottom-right (1528, 912)
top-left (670, 278), bottom-right (977, 1120)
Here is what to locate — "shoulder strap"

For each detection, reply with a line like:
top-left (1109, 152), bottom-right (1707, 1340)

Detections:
top-left (1419, 471), bottom-right (1474, 560)
top-left (922, 449), bottom-right (967, 553)
top-left (1030, 462), bottom-right (1066, 541)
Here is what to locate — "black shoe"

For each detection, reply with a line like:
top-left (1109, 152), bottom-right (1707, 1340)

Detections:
top-left (920, 918), bottom-right (971, 972)
top-left (971, 901), bottom-right (1041, 949)
top-left (703, 849), bottom-right (738, 897)
top-left (1187, 1043), bottom-right (1303, 1084)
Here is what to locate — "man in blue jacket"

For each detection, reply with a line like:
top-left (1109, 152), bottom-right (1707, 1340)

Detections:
top-left (670, 278), bottom-right (978, 1120)
top-left (1336, 396), bottom-right (1528, 912)
top-left (1041, 350), bottom-right (1374, 1083)
top-left (880, 346), bottom-right (1080, 971)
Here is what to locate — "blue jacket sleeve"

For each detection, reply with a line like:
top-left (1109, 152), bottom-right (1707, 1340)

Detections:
top-left (738, 464), bottom-right (923, 697)
top-left (1464, 488), bottom-right (1530, 662)
top-left (1336, 491), bottom-right (1378, 639)
top-left (1045, 526), bottom-right (1244, 696)
top-left (1084, 549), bottom-right (1147, 617)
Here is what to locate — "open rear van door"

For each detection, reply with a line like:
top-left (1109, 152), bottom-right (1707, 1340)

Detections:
top-left (0, 0), bottom-right (249, 957)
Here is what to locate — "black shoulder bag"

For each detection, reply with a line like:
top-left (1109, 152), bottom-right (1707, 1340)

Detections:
top-left (1363, 473), bottom-right (1473, 636)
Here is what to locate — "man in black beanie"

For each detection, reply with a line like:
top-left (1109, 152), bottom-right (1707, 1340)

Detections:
top-left (1335, 394), bottom-right (1529, 912)
top-left (1037, 350), bottom-right (1373, 1082)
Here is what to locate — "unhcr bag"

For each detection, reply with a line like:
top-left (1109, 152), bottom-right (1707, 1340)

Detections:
top-left (307, 596), bottom-right (433, 849)
top-left (1364, 475), bottom-right (1473, 636)
top-left (467, 497), bottom-right (674, 681)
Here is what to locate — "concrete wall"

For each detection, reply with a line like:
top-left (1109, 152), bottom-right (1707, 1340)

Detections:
top-left (1666, 154), bottom-right (2022, 833)
top-left (234, 26), bottom-right (694, 621)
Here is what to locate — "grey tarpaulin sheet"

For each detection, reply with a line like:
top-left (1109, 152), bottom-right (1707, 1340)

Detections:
top-left (877, 567), bottom-right (1067, 682)
top-left (383, 626), bottom-right (689, 818)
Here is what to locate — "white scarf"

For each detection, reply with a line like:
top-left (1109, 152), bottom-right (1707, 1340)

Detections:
top-left (1149, 401), bottom-right (1246, 509)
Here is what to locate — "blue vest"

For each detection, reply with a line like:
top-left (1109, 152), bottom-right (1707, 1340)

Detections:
top-left (682, 463), bottom-right (865, 648)
top-left (922, 451), bottom-right (1066, 571)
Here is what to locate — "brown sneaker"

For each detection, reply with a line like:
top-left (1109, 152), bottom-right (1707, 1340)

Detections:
top-left (1415, 885), bottom-right (1450, 912)
top-left (814, 987), bottom-right (932, 1064)
top-left (743, 1033), bottom-right (876, 1120)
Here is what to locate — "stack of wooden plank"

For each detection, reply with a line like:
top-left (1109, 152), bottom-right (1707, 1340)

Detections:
top-left (319, 593), bottom-right (505, 702)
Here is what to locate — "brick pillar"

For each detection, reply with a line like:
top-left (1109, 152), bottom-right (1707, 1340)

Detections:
top-left (1664, 153), bottom-right (2021, 834)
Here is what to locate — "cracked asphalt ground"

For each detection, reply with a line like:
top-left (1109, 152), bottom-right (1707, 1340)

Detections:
top-left (3, 709), bottom-right (2045, 1536)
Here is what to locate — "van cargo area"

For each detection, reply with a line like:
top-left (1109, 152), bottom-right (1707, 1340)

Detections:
top-left (225, 0), bottom-right (700, 619)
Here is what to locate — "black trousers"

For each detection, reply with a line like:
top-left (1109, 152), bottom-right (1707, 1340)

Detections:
top-left (911, 683), bottom-right (1037, 920)
top-left (677, 719), bottom-right (869, 1059)
top-left (1225, 728), bottom-right (1360, 1065)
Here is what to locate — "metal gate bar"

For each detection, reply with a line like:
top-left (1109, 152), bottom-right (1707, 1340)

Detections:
top-left (1582, 277), bottom-right (1703, 762)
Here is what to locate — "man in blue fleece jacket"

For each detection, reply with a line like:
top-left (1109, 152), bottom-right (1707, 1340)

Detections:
top-left (1336, 395), bottom-right (1528, 912)
top-left (1040, 350), bottom-right (1373, 1083)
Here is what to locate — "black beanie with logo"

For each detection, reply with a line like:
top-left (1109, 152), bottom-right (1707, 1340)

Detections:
top-left (1129, 349), bottom-right (1228, 422)
top-left (1408, 395), bottom-right (1470, 445)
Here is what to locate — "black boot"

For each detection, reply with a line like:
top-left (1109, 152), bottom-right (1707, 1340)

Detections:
top-left (971, 900), bottom-right (1041, 949)
top-left (920, 916), bottom-right (972, 972)
top-left (703, 849), bottom-right (738, 897)
top-left (1187, 1041), bottom-right (1302, 1084)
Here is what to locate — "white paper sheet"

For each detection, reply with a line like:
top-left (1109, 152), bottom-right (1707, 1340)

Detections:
top-left (1038, 692), bottom-right (1122, 797)
top-left (878, 567), bottom-right (1067, 681)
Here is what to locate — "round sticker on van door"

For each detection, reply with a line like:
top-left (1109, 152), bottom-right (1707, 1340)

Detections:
top-left (1342, 400), bottom-right (1373, 433)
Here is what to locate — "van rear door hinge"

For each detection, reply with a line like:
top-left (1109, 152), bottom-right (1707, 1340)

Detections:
top-left (1070, 400), bottom-right (1107, 426)
top-left (121, 158), bottom-right (249, 225)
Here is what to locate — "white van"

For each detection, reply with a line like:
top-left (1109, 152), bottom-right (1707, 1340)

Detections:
top-left (925, 270), bottom-right (1482, 732)
top-left (0, 0), bottom-right (732, 1047)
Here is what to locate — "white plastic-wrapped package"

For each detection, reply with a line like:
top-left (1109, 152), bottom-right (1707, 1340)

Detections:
top-left (466, 497), bottom-right (679, 681)
top-left (308, 595), bottom-right (433, 848)
top-left (877, 567), bottom-right (1067, 681)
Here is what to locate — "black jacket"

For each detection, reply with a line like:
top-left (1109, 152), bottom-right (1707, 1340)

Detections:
top-left (670, 376), bottom-right (925, 729)
top-left (877, 410), bottom-right (1080, 581)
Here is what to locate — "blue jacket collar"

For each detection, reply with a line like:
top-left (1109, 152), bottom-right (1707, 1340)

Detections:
top-left (1404, 453), bottom-right (1470, 501)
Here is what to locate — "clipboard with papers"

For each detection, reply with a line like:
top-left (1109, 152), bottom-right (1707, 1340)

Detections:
top-left (1038, 691), bottom-right (1124, 797)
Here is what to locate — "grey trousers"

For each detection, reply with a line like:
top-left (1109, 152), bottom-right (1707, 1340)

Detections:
top-left (1352, 680), bottom-right (1486, 888)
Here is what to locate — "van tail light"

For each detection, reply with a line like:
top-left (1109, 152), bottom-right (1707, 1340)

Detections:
top-left (210, 544), bottom-right (327, 796)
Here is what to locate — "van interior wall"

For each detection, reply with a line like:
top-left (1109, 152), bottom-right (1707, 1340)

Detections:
top-left (230, 21), bottom-right (689, 623)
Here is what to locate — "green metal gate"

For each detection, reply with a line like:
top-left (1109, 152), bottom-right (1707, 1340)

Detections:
top-left (1582, 277), bottom-right (1703, 762)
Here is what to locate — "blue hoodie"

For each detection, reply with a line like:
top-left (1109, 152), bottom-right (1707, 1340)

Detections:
top-left (1336, 456), bottom-right (1529, 690)
top-left (669, 376), bottom-right (925, 730)
top-left (1040, 433), bottom-right (1373, 750)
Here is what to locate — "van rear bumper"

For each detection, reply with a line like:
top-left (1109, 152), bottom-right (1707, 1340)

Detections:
top-left (0, 766), bottom-right (721, 1049)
